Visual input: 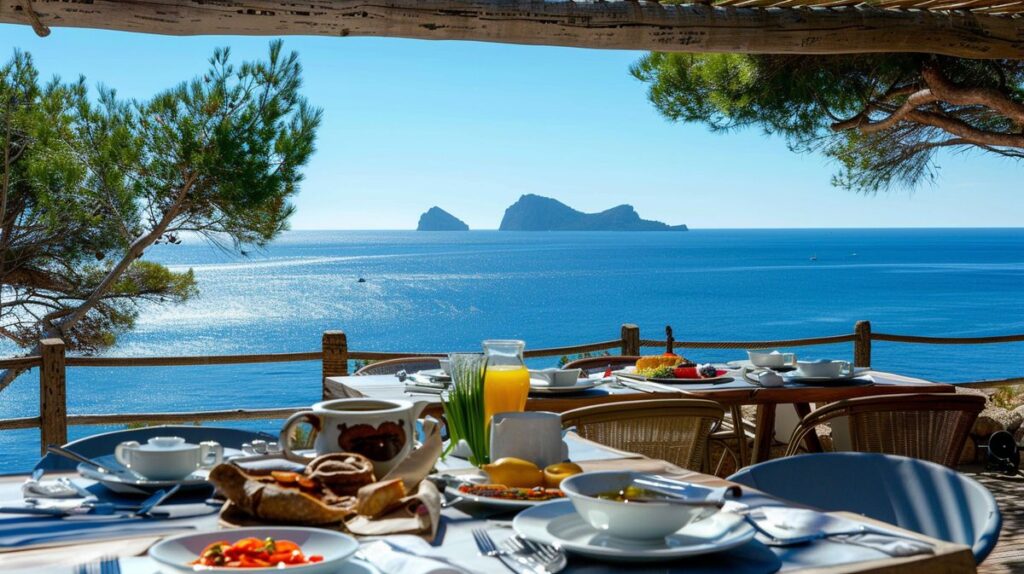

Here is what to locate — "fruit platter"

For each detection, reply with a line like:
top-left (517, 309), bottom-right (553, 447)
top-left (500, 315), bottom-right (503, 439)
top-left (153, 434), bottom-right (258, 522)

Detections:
top-left (616, 352), bottom-right (732, 384)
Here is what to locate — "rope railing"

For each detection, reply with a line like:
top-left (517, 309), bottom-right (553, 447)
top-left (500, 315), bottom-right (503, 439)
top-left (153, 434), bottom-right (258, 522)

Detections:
top-left (0, 322), bottom-right (1022, 458)
top-left (872, 333), bottom-right (1024, 345)
top-left (639, 334), bottom-right (858, 350)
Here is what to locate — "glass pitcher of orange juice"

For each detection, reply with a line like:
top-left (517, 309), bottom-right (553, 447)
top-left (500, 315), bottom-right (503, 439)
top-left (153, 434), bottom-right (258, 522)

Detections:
top-left (482, 339), bottom-right (530, 427)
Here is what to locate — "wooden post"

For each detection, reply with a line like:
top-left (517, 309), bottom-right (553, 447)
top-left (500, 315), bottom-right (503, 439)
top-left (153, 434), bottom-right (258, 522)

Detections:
top-left (854, 320), bottom-right (872, 368)
top-left (39, 338), bottom-right (67, 454)
top-left (322, 331), bottom-right (348, 399)
top-left (620, 324), bottom-right (640, 356)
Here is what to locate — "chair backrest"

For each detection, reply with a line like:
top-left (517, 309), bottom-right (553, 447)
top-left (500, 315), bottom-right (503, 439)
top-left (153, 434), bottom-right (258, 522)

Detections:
top-left (728, 452), bottom-right (1001, 563)
top-left (784, 393), bottom-right (985, 467)
top-left (355, 356), bottom-right (441, 376)
top-left (560, 399), bottom-right (725, 472)
top-left (562, 355), bottom-right (640, 375)
top-left (35, 425), bottom-right (278, 472)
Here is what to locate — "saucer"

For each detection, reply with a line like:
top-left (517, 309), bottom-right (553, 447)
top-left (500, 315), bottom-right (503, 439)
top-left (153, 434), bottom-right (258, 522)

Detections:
top-left (513, 500), bottom-right (755, 562)
top-left (78, 450), bottom-right (240, 495)
top-left (727, 360), bottom-right (796, 372)
top-left (529, 377), bottom-right (607, 395)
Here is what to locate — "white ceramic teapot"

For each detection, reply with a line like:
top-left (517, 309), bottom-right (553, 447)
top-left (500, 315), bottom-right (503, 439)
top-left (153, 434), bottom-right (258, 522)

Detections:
top-left (115, 436), bottom-right (222, 481)
top-left (279, 398), bottom-right (428, 477)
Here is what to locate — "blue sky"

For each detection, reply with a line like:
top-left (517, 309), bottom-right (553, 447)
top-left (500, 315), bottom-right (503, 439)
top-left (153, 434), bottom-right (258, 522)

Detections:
top-left (1, 25), bottom-right (1020, 229)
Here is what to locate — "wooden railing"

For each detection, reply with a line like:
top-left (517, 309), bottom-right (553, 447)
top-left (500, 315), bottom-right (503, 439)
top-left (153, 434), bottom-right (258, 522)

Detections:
top-left (2, 321), bottom-right (1023, 455)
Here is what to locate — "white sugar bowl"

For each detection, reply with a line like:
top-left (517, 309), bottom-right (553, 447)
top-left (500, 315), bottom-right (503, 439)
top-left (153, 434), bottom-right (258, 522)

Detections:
top-left (115, 436), bottom-right (222, 480)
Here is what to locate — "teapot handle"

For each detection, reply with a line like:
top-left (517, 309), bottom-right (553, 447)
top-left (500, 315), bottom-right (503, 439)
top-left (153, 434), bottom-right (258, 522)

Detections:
top-left (114, 441), bottom-right (140, 466)
top-left (279, 411), bottom-right (320, 462)
top-left (411, 400), bottom-right (431, 421)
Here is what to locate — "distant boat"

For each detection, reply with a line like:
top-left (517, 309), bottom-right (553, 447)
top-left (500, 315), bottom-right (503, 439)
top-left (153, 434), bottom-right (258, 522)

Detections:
top-left (357, 277), bottom-right (366, 283)
top-left (850, 252), bottom-right (858, 256)
top-left (809, 255), bottom-right (818, 262)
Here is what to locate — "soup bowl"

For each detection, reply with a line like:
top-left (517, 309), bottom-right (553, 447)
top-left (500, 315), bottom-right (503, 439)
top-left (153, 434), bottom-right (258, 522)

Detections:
top-left (560, 471), bottom-right (718, 541)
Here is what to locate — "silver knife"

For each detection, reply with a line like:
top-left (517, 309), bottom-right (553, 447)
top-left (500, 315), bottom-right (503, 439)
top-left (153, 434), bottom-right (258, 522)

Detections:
top-left (615, 378), bottom-right (656, 393)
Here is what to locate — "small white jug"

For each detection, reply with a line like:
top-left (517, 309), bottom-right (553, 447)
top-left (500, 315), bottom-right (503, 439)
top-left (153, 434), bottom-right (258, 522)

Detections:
top-left (490, 412), bottom-right (567, 468)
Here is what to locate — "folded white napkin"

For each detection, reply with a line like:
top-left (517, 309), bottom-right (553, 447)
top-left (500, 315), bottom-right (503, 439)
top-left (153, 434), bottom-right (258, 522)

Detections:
top-left (361, 537), bottom-right (470, 574)
top-left (756, 371), bottom-right (784, 387)
top-left (752, 506), bottom-right (934, 557)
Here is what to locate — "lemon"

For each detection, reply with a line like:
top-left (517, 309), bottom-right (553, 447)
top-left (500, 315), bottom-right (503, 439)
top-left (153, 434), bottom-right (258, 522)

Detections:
top-left (481, 457), bottom-right (544, 488)
top-left (543, 462), bottom-right (584, 488)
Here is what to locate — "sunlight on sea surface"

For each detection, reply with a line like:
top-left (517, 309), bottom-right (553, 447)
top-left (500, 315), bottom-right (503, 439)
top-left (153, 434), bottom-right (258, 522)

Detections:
top-left (1, 229), bottom-right (1022, 471)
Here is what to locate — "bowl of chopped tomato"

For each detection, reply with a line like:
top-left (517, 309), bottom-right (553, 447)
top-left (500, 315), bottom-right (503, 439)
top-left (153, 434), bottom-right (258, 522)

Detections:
top-left (150, 527), bottom-right (358, 573)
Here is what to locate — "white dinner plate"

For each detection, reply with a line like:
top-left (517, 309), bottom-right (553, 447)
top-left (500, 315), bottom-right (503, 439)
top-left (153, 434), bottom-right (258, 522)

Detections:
top-left (513, 500), bottom-right (755, 562)
top-left (445, 471), bottom-right (566, 510)
top-left (150, 526), bottom-right (359, 574)
top-left (77, 450), bottom-right (242, 495)
top-left (529, 377), bottom-right (607, 395)
top-left (782, 368), bottom-right (871, 385)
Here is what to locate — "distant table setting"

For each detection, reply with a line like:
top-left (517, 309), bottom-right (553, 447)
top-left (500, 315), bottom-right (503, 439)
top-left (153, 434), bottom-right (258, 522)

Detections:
top-left (0, 338), bottom-right (971, 574)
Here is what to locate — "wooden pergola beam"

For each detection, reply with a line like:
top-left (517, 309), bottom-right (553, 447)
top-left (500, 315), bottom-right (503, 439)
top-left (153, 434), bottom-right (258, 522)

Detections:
top-left (1, 1), bottom-right (1022, 59)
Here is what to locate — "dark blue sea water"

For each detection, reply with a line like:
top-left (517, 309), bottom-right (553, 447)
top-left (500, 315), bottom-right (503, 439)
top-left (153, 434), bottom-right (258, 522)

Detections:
top-left (1, 229), bottom-right (1022, 472)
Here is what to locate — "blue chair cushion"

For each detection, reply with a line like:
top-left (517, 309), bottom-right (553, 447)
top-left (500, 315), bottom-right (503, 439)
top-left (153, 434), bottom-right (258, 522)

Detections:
top-left (728, 452), bottom-right (1001, 563)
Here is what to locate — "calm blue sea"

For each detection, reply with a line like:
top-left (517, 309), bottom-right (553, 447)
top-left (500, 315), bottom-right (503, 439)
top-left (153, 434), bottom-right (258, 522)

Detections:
top-left (1, 229), bottom-right (1022, 472)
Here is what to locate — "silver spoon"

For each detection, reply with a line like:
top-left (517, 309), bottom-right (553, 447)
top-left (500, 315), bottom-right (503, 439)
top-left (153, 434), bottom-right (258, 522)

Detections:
top-left (46, 445), bottom-right (121, 475)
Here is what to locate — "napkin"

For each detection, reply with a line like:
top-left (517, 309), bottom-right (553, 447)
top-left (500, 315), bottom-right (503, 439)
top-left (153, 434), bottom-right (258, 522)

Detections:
top-left (361, 537), bottom-right (470, 574)
top-left (346, 419), bottom-right (444, 539)
top-left (756, 371), bottom-right (784, 387)
top-left (750, 506), bottom-right (934, 557)
top-left (0, 515), bottom-right (196, 549)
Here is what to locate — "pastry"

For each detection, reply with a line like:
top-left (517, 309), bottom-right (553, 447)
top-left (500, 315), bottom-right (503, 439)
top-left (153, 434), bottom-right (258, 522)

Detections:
top-left (209, 458), bottom-right (373, 525)
top-left (307, 452), bottom-right (376, 496)
top-left (355, 478), bottom-right (407, 517)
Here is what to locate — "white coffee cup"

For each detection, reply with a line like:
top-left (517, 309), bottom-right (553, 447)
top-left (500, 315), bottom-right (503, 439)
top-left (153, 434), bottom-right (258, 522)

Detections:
top-left (115, 437), bottom-right (222, 481)
top-left (796, 360), bottom-right (853, 379)
top-left (748, 350), bottom-right (797, 368)
top-left (490, 411), bottom-right (567, 468)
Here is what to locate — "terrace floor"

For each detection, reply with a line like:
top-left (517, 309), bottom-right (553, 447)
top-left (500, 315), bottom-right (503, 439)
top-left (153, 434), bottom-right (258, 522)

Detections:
top-left (972, 468), bottom-right (1024, 573)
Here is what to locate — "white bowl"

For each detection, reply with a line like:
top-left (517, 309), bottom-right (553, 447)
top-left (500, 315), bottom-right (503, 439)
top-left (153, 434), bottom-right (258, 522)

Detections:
top-left (747, 350), bottom-right (796, 368)
top-left (560, 471), bottom-right (717, 541)
top-left (529, 368), bottom-right (583, 387)
top-left (150, 527), bottom-right (359, 573)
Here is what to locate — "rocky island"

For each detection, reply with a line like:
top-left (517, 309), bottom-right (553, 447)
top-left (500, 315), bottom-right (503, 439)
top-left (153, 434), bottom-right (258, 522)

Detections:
top-left (416, 207), bottom-right (469, 231)
top-left (499, 194), bottom-right (687, 231)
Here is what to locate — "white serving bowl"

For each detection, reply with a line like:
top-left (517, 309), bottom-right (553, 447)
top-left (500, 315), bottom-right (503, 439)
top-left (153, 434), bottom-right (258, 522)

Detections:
top-left (529, 368), bottom-right (583, 387)
top-left (150, 526), bottom-right (359, 573)
top-left (560, 471), bottom-right (717, 541)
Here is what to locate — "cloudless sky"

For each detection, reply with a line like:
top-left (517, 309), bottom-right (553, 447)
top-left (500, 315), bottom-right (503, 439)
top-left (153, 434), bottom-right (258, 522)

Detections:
top-left (1, 25), bottom-right (1020, 229)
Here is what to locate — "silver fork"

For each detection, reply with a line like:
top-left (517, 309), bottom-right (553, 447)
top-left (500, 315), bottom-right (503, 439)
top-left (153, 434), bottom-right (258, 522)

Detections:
top-left (500, 536), bottom-right (567, 573)
top-left (472, 527), bottom-right (502, 556)
top-left (100, 555), bottom-right (122, 574)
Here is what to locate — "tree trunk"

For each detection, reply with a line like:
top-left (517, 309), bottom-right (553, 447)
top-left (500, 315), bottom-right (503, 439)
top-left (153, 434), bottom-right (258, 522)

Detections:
top-left (0, 179), bottom-right (193, 391)
top-left (0, 1), bottom-right (1022, 59)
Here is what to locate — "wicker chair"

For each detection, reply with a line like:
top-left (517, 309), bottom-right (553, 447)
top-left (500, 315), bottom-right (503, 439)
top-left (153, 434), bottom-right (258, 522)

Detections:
top-left (562, 355), bottom-right (640, 376)
top-left (561, 399), bottom-right (725, 472)
top-left (784, 393), bottom-right (985, 467)
top-left (355, 356), bottom-right (442, 376)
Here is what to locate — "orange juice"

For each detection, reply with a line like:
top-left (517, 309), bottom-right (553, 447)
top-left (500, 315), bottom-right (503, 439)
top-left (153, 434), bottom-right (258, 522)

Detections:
top-left (483, 365), bottom-right (531, 425)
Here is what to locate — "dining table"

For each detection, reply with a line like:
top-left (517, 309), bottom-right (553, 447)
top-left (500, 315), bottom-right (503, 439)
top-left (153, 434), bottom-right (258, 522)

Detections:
top-left (325, 368), bottom-right (957, 464)
top-left (0, 434), bottom-right (974, 574)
